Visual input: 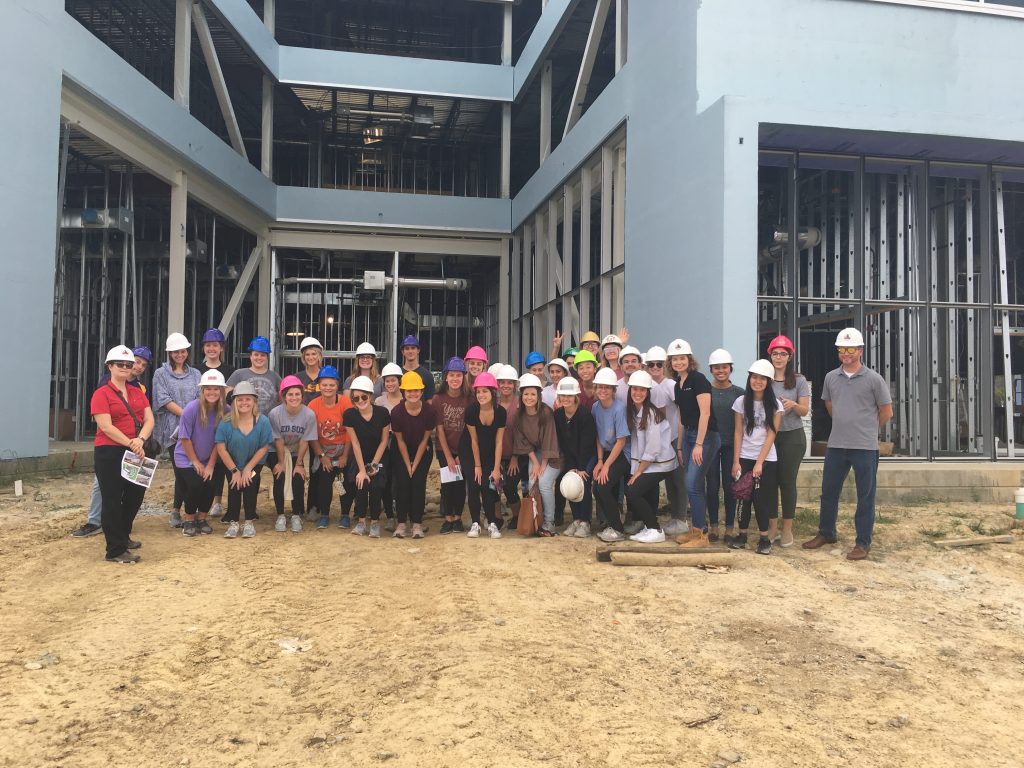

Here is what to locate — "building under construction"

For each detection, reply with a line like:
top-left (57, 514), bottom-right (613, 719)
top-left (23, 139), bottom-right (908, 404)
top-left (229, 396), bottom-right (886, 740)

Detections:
top-left (5, 0), bottom-right (1024, 463)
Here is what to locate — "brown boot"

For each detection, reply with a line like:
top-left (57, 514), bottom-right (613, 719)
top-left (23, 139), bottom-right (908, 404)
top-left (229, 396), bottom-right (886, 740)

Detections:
top-left (802, 534), bottom-right (838, 550)
top-left (680, 529), bottom-right (710, 548)
top-left (675, 527), bottom-right (700, 544)
top-left (845, 545), bottom-right (870, 561)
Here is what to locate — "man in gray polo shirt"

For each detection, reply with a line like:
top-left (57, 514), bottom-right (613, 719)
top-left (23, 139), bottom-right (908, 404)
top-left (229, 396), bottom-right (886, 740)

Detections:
top-left (803, 327), bottom-right (893, 560)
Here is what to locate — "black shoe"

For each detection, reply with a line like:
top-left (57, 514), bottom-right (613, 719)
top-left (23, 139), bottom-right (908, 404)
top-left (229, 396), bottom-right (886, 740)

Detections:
top-left (439, 521), bottom-right (454, 535)
top-left (126, 538), bottom-right (142, 549)
top-left (709, 530), bottom-right (720, 543)
top-left (71, 522), bottom-right (102, 538)
top-left (169, 511), bottom-right (183, 529)
top-left (728, 532), bottom-right (748, 550)
top-left (182, 521), bottom-right (197, 538)
top-left (105, 551), bottom-right (140, 563)
top-left (756, 536), bottom-right (772, 555)
top-left (452, 520), bottom-right (465, 533)
top-left (197, 520), bottom-right (213, 535)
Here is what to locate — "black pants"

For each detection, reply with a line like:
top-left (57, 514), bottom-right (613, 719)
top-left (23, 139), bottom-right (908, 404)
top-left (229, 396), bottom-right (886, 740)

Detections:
top-left (314, 463), bottom-right (342, 520)
top-left (269, 453), bottom-right (306, 517)
top-left (178, 465), bottom-right (216, 516)
top-left (95, 446), bottom-right (147, 558)
top-left (737, 457), bottom-right (778, 534)
top-left (381, 443), bottom-right (398, 517)
top-left (499, 456), bottom-right (524, 505)
top-left (437, 451), bottom-right (466, 520)
top-left (624, 470), bottom-right (672, 531)
top-left (344, 461), bottom-right (384, 520)
top-left (393, 444), bottom-right (433, 524)
top-left (556, 468), bottom-right (594, 522)
top-left (172, 462), bottom-right (185, 511)
top-left (461, 448), bottom-right (499, 526)
top-left (224, 464), bottom-right (263, 522)
top-left (592, 453), bottom-right (630, 531)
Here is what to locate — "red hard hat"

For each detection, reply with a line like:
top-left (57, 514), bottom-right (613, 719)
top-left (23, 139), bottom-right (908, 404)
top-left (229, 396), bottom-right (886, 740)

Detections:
top-left (767, 334), bottom-right (795, 353)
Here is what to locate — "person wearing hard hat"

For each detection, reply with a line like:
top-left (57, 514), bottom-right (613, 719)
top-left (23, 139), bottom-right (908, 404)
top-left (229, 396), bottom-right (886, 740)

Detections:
top-left (307, 366), bottom-right (354, 529)
top-left (726, 360), bottom-right (784, 555)
top-left (296, 337), bottom-right (324, 405)
top-left (564, 347), bottom-right (579, 370)
top-left (623, 370), bottom-right (678, 544)
top-left (399, 335), bottom-right (435, 401)
top-left (268, 376), bottom-right (318, 534)
top-left (91, 345), bottom-right (156, 562)
top-left (803, 328), bottom-right (893, 561)
top-left (175, 369), bottom-right (229, 537)
top-left (705, 348), bottom-right (744, 544)
top-left (614, 346), bottom-right (644, 404)
top-left (573, 350), bottom-right (600, 411)
top-left (390, 371), bottom-right (437, 538)
top-left (464, 345), bottom-right (489, 384)
top-left (226, 336), bottom-right (282, 419)
top-left (766, 335), bottom-right (811, 548)
top-left (153, 333), bottom-right (203, 529)
top-left (668, 338), bottom-right (721, 547)
top-left (643, 345), bottom-right (686, 534)
top-left (343, 342), bottom-right (380, 398)
top-left (579, 331), bottom-right (601, 360)
top-left (509, 373), bottom-right (560, 535)
top-left (199, 328), bottom-right (233, 381)
top-left (601, 334), bottom-right (625, 379)
top-left (523, 351), bottom-right (546, 379)
top-left (554, 377), bottom-right (597, 537)
top-left (462, 372), bottom-right (506, 539)
top-left (541, 357), bottom-right (569, 408)
top-left (495, 365), bottom-right (525, 527)
top-left (375, 362), bottom-right (407, 533)
top-left (433, 357), bottom-right (472, 534)
top-left (592, 367), bottom-right (631, 542)
top-left (215, 381), bottom-right (274, 539)
top-left (343, 376), bottom-right (391, 538)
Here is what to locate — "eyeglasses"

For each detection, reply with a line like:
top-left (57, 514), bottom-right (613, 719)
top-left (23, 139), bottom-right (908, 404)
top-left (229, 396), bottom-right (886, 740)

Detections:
top-left (836, 347), bottom-right (860, 355)
top-left (112, 362), bottom-right (133, 369)
top-left (646, 361), bottom-right (664, 368)
top-left (770, 350), bottom-right (790, 357)
top-left (351, 394), bottom-right (370, 403)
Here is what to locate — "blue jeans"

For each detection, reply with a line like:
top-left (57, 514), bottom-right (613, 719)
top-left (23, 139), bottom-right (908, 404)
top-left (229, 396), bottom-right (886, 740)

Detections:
top-left (87, 475), bottom-right (102, 527)
top-left (527, 455), bottom-right (560, 529)
top-left (818, 448), bottom-right (879, 549)
top-left (705, 444), bottom-right (736, 528)
top-left (680, 429), bottom-right (720, 531)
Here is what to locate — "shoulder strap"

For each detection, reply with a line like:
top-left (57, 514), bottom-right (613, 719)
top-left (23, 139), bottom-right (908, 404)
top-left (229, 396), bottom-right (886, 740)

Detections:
top-left (109, 383), bottom-right (143, 434)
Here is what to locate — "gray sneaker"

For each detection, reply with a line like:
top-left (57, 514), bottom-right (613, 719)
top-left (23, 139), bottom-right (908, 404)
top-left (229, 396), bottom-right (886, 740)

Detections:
top-left (274, 514), bottom-right (287, 532)
top-left (224, 522), bottom-right (239, 539)
top-left (574, 521), bottom-right (592, 538)
top-left (661, 518), bottom-right (689, 536)
top-left (368, 522), bottom-right (381, 538)
top-left (290, 515), bottom-right (303, 533)
top-left (597, 527), bottom-right (625, 543)
top-left (384, 517), bottom-right (397, 532)
top-left (197, 519), bottom-right (213, 535)
top-left (242, 521), bottom-right (256, 538)
top-left (623, 520), bottom-right (643, 535)
top-left (352, 521), bottom-right (366, 536)
top-left (169, 510), bottom-right (183, 529)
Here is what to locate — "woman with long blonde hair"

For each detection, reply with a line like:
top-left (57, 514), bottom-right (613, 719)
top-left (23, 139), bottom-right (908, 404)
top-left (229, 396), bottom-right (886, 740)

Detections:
top-left (175, 370), bottom-right (229, 537)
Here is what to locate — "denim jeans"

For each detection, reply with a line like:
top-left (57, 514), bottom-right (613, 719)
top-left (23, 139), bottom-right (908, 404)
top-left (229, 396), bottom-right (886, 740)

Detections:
top-left (87, 475), bottom-right (102, 527)
top-left (705, 445), bottom-right (736, 528)
top-left (527, 455), bottom-right (561, 529)
top-left (680, 429), bottom-right (721, 531)
top-left (818, 447), bottom-right (879, 549)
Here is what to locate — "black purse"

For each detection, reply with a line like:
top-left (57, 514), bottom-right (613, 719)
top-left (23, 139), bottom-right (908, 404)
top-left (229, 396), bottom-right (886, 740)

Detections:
top-left (110, 386), bottom-right (161, 458)
top-left (732, 471), bottom-right (759, 501)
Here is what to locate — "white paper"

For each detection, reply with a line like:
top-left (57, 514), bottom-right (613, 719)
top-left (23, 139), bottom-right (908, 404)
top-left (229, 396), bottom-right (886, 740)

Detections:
top-left (439, 465), bottom-right (464, 484)
top-left (121, 451), bottom-right (158, 488)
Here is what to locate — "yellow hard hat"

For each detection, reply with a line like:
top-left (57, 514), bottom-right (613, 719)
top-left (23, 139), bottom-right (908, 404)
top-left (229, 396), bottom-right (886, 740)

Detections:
top-left (580, 330), bottom-right (601, 344)
top-left (400, 370), bottom-right (425, 390)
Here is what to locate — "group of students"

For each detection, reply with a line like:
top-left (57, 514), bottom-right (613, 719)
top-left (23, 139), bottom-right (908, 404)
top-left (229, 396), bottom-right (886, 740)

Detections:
top-left (85, 325), bottom-right (838, 563)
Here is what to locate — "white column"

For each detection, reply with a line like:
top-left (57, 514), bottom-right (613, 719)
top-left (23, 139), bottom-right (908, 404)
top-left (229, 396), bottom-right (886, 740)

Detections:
top-left (540, 60), bottom-right (552, 163)
top-left (174, 0), bottom-right (191, 109)
top-left (168, 170), bottom-right (188, 334)
top-left (498, 237), bottom-right (510, 362)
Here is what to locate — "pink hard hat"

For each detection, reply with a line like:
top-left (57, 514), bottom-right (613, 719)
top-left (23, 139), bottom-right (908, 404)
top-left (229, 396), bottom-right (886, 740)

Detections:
top-left (767, 334), bottom-right (795, 354)
top-left (279, 375), bottom-right (304, 394)
top-left (464, 345), bottom-right (488, 363)
top-left (472, 372), bottom-right (498, 389)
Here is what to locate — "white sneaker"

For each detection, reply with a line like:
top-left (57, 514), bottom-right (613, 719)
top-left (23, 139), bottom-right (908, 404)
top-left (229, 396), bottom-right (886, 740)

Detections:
top-left (224, 522), bottom-right (239, 539)
top-left (352, 521), bottom-right (366, 536)
top-left (291, 515), bottom-right (303, 533)
top-left (275, 514), bottom-right (287, 532)
top-left (467, 522), bottom-right (481, 538)
top-left (562, 520), bottom-right (580, 537)
top-left (630, 527), bottom-right (666, 543)
top-left (780, 530), bottom-right (794, 548)
top-left (210, 502), bottom-right (223, 518)
top-left (623, 520), bottom-right (644, 535)
top-left (574, 521), bottom-right (591, 538)
top-left (242, 521), bottom-right (256, 538)
top-left (488, 522), bottom-right (502, 539)
top-left (597, 527), bottom-right (625, 543)
top-left (369, 523), bottom-right (381, 538)
top-left (662, 518), bottom-right (688, 536)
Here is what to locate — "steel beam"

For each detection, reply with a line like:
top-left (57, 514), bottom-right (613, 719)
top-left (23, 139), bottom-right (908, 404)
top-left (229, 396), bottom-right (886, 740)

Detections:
top-left (540, 60), bottom-right (552, 162)
top-left (174, 0), bottom-right (192, 109)
top-left (995, 173), bottom-right (1015, 456)
top-left (193, 1), bottom-right (246, 156)
top-left (257, 237), bottom-right (272, 338)
top-left (168, 170), bottom-right (189, 334)
top-left (498, 237), bottom-right (510, 362)
top-left (268, 229), bottom-right (503, 257)
top-left (218, 243), bottom-right (263, 337)
top-left (261, 0), bottom-right (274, 176)
top-left (564, 0), bottom-right (612, 138)
top-left (615, 0), bottom-right (627, 73)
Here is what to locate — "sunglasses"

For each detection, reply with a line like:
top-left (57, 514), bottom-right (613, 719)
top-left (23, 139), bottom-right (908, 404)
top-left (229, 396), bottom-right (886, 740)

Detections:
top-left (351, 394), bottom-right (370, 403)
top-left (836, 347), bottom-right (860, 354)
top-left (112, 361), bottom-right (133, 369)
top-left (646, 361), bottom-right (664, 368)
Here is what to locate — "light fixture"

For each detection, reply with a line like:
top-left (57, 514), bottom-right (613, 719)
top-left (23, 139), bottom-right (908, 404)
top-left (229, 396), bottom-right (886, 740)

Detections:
top-left (363, 126), bottom-right (385, 145)
top-left (286, 331), bottom-right (304, 337)
top-left (327, 316), bottom-right (335, 325)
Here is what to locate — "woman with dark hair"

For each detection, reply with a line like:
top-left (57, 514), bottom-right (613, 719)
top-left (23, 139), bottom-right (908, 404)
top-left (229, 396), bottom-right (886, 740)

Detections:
top-left (269, 376), bottom-right (317, 533)
top-left (729, 360), bottom-right (784, 555)
top-left (509, 373), bottom-right (560, 536)
top-left (623, 370), bottom-right (678, 544)
top-left (343, 376), bottom-right (391, 538)
top-left (390, 371), bottom-right (436, 539)
top-left (554, 377), bottom-right (597, 537)
top-left (432, 357), bottom-right (471, 534)
top-left (175, 369), bottom-right (229, 537)
top-left (767, 335), bottom-right (810, 547)
top-left (91, 345), bottom-right (155, 562)
top-left (462, 372), bottom-right (506, 538)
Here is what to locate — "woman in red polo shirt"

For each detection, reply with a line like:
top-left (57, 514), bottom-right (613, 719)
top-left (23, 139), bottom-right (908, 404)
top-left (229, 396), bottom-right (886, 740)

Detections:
top-left (91, 345), bottom-right (155, 563)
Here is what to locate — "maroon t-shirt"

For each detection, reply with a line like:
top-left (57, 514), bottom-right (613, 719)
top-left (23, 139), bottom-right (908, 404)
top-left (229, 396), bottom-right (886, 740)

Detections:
top-left (431, 392), bottom-right (469, 452)
top-left (390, 401), bottom-right (437, 451)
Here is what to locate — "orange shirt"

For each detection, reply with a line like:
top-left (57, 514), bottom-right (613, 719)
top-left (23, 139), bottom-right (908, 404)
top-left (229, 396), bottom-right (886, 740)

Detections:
top-left (308, 395), bottom-right (353, 448)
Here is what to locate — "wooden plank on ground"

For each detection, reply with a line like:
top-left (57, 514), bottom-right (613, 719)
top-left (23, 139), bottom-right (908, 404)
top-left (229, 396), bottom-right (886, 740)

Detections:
top-left (610, 552), bottom-right (736, 567)
top-left (933, 534), bottom-right (1013, 548)
top-left (596, 544), bottom-right (730, 562)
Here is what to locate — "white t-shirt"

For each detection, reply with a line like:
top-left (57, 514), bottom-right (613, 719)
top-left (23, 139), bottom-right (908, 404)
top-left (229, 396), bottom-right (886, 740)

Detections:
top-left (731, 396), bottom-right (784, 461)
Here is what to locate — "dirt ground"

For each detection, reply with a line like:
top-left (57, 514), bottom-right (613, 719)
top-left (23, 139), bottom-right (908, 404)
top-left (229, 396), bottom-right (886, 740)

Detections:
top-left (0, 468), bottom-right (1022, 768)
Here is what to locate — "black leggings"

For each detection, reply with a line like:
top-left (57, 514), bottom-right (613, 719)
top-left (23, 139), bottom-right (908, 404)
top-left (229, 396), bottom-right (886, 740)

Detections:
top-left (269, 453), bottom-right (306, 517)
top-left (177, 465), bottom-right (216, 516)
top-left (461, 449), bottom-right (499, 526)
top-left (437, 451), bottom-right (466, 520)
top-left (314, 464), bottom-right (342, 520)
top-left (592, 453), bottom-right (630, 531)
top-left (737, 457), bottom-right (778, 534)
top-left (624, 470), bottom-right (672, 531)
top-left (224, 464), bottom-right (263, 522)
top-left (557, 468), bottom-right (593, 522)
top-left (499, 456), bottom-right (524, 505)
top-left (393, 444), bottom-right (433, 524)
top-left (345, 463), bottom-right (385, 520)
top-left (95, 446), bottom-right (147, 558)
top-left (172, 462), bottom-right (185, 511)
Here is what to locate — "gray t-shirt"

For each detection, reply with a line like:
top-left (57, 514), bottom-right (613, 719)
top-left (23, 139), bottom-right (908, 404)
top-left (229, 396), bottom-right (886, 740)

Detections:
top-left (268, 404), bottom-right (318, 454)
top-left (771, 374), bottom-right (811, 432)
top-left (821, 366), bottom-right (892, 450)
top-left (226, 368), bottom-right (282, 417)
top-left (710, 384), bottom-right (744, 447)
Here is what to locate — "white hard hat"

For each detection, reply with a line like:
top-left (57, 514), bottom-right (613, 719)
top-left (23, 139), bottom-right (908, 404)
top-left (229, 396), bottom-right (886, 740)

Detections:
top-left (646, 345), bottom-right (667, 362)
top-left (497, 365), bottom-right (519, 382)
top-left (593, 368), bottom-right (619, 387)
top-left (199, 369), bottom-right (227, 388)
top-left (299, 337), bottom-right (322, 351)
top-left (105, 345), bottom-right (135, 364)
top-left (708, 348), bottom-right (734, 366)
top-left (627, 370), bottom-right (654, 389)
top-left (165, 332), bottom-right (191, 352)
top-left (666, 338), bottom-right (692, 356)
top-left (350, 375), bottom-right (375, 393)
top-left (547, 358), bottom-right (570, 373)
top-left (835, 327), bottom-right (864, 347)
top-left (381, 363), bottom-right (403, 378)
top-left (601, 334), bottom-right (623, 348)
top-left (488, 363), bottom-right (504, 377)
top-left (559, 472), bottom-right (586, 503)
top-left (556, 377), bottom-right (581, 396)
top-left (518, 373), bottom-right (543, 390)
top-left (748, 359), bottom-right (775, 379)
top-left (355, 342), bottom-right (377, 356)
top-left (619, 345), bottom-right (641, 362)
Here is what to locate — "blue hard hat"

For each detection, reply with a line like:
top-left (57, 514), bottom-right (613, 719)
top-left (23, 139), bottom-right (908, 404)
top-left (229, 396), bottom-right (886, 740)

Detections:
top-left (317, 365), bottom-right (340, 381)
top-left (131, 346), bottom-right (153, 362)
top-left (202, 328), bottom-right (226, 344)
top-left (248, 336), bottom-right (271, 353)
top-left (524, 351), bottom-right (545, 367)
top-left (401, 335), bottom-right (421, 349)
top-left (444, 356), bottom-right (467, 373)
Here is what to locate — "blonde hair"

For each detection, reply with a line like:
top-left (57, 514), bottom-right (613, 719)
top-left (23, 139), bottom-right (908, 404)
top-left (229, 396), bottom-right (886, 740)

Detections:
top-left (350, 358), bottom-right (381, 382)
top-left (226, 396), bottom-right (260, 427)
top-left (198, 388), bottom-right (227, 428)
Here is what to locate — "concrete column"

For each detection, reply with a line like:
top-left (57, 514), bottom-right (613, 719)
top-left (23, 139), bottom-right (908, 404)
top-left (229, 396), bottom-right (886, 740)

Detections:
top-left (257, 237), bottom-right (273, 339)
top-left (261, 0), bottom-right (275, 178)
top-left (168, 170), bottom-right (188, 334)
top-left (540, 60), bottom-right (552, 162)
top-left (174, 0), bottom-right (191, 109)
top-left (498, 237), bottom-right (510, 362)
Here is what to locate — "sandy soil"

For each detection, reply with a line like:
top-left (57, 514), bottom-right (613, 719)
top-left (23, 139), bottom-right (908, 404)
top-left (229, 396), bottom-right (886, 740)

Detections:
top-left (0, 468), bottom-right (1022, 768)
